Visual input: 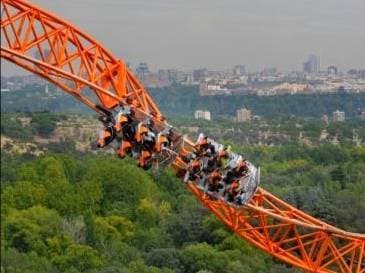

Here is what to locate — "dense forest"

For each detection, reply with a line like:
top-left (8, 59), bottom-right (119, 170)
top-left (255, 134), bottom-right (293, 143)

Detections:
top-left (2, 147), bottom-right (364, 273)
top-left (1, 110), bottom-right (364, 273)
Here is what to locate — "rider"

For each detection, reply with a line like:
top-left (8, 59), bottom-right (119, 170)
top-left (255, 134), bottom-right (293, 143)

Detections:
top-left (222, 169), bottom-right (236, 185)
top-left (135, 120), bottom-right (150, 144)
top-left (136, 120), bottom-right (156, 170)
top-left (195, 133), bottom-right (215, 157)
top-left (206, 169), bottom-right (223, 192)
top-left (184, 158), bottom-right (202, 182)
top-left (114, 107), bottom-right (133, 133)
top-left (233, 157), bottom-right (249, 178)
top-left (116, 110), bottom-right (136, 158)
top-left (205, 145), bottom-right (230, 171)
top-left (179, 148), bottom-right (198, 164)
top-left (97, 115), bottom-right (116, 148)
top-left (225, 180), bottom-right (241, 203)
top-left (155, 127), bottom-right (171, 153)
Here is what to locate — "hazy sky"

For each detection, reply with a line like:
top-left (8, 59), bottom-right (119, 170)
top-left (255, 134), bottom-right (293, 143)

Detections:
top-left (2, 0), bottom-right (365, 74)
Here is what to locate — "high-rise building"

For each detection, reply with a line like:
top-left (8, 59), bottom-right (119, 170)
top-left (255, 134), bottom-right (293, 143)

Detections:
top-left (236, 107), bottom-right (252, 122)
top-left (194, 110), bottom-right (211, 121)
top-left (303, 54), bottom-right (320, 74)
top-left (333, 110), bottom-right (345, 122)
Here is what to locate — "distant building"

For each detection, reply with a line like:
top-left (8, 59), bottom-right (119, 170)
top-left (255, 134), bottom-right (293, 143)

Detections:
top-left (233, 65), bottom-right (246, 76)
top-left (327, 65), bottom-right (338, 75)
top-left (321, 114), bottom-right (329, 124)
top-left (303, 54), bottom-right (320, 74)
top-left (199, 82), bottom-right (229, 96)
top-left (193, 68), bottom-right (208, 82)
top-left (333, 110), bottom-right (345, 122)
top-left (185, 73), bottom-right (194, 85)
top-left (236, 107), bottom-right (251, 122)
top-left (194, 110), bottom-right (211, 121)
top-left (136, 62), bottom-right (150, 78)
top-left (252, 115), bottom-right (262, 121)
top-left (359, 70), bottom-right (365, 79)
top-left (347, 69), bottom-right (358, 76)
top-left (261, 67), bottom-right (277, 76)
top-left (271, 83), bottom-right (312, 95)
top-left (360, 111), bottom-right (365, 121)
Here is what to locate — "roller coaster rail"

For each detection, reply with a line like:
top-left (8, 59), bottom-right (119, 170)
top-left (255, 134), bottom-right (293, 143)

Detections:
top-left (1, 1), bottom-right (364, 272)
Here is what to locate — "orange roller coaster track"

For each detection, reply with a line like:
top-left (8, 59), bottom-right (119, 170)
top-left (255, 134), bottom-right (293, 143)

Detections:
top-left (1, 1), bottom-right (364, 272)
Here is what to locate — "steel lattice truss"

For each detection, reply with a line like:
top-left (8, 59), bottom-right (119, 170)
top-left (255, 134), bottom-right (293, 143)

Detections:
top-left (1, 1), bottom-right (364, 272)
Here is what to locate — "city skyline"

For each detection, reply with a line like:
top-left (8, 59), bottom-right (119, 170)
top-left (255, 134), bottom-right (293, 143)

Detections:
top-left (2, 0), bottom-right (365, 75)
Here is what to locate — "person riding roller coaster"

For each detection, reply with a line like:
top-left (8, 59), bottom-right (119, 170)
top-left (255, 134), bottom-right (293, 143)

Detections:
top-left (97, 115), bottom-right (116, 148)
top-left (204, 145), bottom-right (230, 172)
top-left (184, 158), bottom-right (202, 182)
top-left (136, 119), bottom-right (156, 170)
top-left (225, 180), bottom-right (242, 203)
top-left (115, 108), bottom-right (136, 158)
top-left (115, 107), bottom-right (133, 133)
top-left (206, 169), bottom-right (224, 192)
top-left (155, 127), bottom-right (172, 153)
top-left (138, 131), bottom-right (156, 170)
top-left (216, 146), bottom-right (230, 167)
top-left (233, 157), bottom-right (249, 177)
top-left (179, 148), bottom-right (198, 164)
top-left (195, 133), bottom-right (215, 157)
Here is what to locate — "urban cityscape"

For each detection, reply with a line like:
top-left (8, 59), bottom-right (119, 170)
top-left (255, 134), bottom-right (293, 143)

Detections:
top-left (2, 54), bottom-right (365, 95)
top-left (135, 55), bottom-right (365, 96)
top-left (2, 54), bottom-right (365, 124)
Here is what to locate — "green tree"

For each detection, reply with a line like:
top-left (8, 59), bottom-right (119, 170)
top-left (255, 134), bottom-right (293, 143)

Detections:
top-left (4, 206), bottom-right (61, 254)
top-left (1, 181), bottom-right (47, 210)
top-left (51, 244), bottom-right (102, 272)
top-left (180, 243), bottom-right (229, 273)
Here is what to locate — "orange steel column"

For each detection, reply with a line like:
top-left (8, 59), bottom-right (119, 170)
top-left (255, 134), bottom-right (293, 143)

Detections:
top-left (1, 1), bottom-right (364, 272)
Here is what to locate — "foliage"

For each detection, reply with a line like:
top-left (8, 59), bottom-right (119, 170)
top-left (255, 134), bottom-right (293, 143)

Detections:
top-left (1, 104), bottom-right (364, 272)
